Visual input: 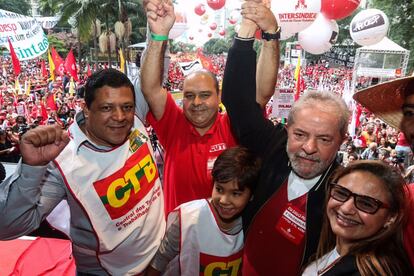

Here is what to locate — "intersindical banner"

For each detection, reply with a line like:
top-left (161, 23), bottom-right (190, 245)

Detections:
top-left (0, 9), bottom-right (49, 61)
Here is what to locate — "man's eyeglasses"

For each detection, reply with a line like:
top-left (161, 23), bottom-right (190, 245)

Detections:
top-left (329, 184), bottom-right (390, 214)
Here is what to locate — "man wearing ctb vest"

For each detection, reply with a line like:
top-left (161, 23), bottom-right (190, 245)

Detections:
top-left (222, 1), bottom-right (351, 273)
top-left (0, 69), bottom-right (165, 275)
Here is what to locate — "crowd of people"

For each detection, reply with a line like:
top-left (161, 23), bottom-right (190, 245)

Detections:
top-left (0, 57), bottom-right (129, 171)
top-left (167, 48), bottom-right (369, 101)
top-left (336, 114), bottom-right (413, 179)
top-left (0, 57), bottom-right (90, 168)
top-left (166, 52), bottom-right (226, 92)
top-left (0, 0), bottom-right (413, 275)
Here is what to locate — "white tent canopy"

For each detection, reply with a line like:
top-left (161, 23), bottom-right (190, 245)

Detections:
top-left (359, 37), bottom-right (408, 52)
top-left (351, 37), bottom-right (410, 83)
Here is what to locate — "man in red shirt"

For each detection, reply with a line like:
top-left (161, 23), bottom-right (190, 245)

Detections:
top-left (141, 0), bottom-right (279, 214)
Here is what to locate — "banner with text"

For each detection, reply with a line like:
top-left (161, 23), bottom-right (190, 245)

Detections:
top-left (35, 16), bottom-right (61, 30)
top-left (272, 88), bottom-right (295, 119)
top-left (322, 46), bottom-right (356, 69)
top-left (0, 9), bottom-right (49, 61)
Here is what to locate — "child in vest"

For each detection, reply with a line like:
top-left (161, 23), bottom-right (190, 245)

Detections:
top-left (146, 146), bottom-right (261, 275)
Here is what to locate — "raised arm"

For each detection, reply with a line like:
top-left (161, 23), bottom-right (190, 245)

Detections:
top-left (222, 0), bottom-right (282, 155)
top-left (253, 1), bottom-right (279, 107)
top-left (140, 0), bottom-right (175, 120)
top-left (239, 0), bottom-right (279, 108)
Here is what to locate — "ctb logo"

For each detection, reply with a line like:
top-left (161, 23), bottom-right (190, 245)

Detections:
top-left (94, 144), bottom-right (158, 219)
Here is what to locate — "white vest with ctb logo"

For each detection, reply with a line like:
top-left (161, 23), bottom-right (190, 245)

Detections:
top-left (177, 199), bottom-right (244, 276)
top-left (54, 117), bottom-right (165, 275)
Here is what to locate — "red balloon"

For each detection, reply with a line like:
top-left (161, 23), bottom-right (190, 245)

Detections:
top-left (321, 0), bottom-right (361, 20)
top-left (207, 0), bottom-right (226, 10)
top-left (228, 18), bottom-right (237, 25)
top-left (208, 33), bottom-right (212, 38)
top-left (194, 3), bottom-right (206, 16)
top-left (219, 30), bottom-right (225, 36)
top-left (210, 22), bottom-right (217, 31)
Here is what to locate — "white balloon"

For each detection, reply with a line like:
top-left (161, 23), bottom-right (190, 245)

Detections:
top-left (271, 0), bottom-right (321, 39)
top-left (350, 9), bottom-right (389, 46)
top-left (298, 13), bottom-right (339, 55)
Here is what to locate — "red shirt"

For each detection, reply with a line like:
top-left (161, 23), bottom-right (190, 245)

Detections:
top-left (242, 181), bottom-right (307, 276)
top-left (404, 185), bottom-right (414, 266)
top-left (147, 94), bottom-right (237, 214)
top-left (397, 132), bottom-right (410, 147)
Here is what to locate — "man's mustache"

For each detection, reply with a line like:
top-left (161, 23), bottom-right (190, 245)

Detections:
top-left (295, 152), bottom-right (321, 162)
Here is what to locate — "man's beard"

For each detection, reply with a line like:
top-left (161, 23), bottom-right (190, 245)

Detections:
top-left (286, 146), bottom-right (332, 179)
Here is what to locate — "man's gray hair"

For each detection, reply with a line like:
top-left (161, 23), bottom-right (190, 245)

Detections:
top-left (287, 91), bottom-right (351, 138)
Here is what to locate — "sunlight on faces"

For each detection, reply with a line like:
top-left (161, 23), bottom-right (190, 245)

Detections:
top-left (327, 171), bottom-right (394, 252)
top-left (182, 72), bottom-right (219, 134)
top-left (287, 104), bottom-right (343, 179)
top-left (83, 85), bottom-right (135, 147)
top-left (211, 180), bottom-right (252, 225)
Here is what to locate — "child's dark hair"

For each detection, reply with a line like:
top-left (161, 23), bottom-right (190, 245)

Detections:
top-left (211, 146), bottom-right (261, 192)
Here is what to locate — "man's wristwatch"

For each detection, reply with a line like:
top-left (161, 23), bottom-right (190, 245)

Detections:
top-left (261, 26), bottom-right (281, 41)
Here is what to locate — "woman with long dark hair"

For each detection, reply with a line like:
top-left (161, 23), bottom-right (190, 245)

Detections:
top-left (303, 160), bottom-right (412, 275)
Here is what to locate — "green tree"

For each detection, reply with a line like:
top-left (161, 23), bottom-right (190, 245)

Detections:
top-left (56, 0), bottom-right (100, 43)
top-left (169, 41), bottom-right (196, 54)
top-left (336, 8), bottom-right (362, 46)
top-left (203, 38), bottom-right (229, 54)
top-left (52, 0), bottom-right (144, 67)
top-left (38, 0), bottom-right (61, 17)
top-left (371, 0), bottom-right (414, 72)
top-left (129, 2), bottom-right (147, 43)
top-left (0, 0), bottom-right (30, 14)
top-left (47, 34), bottom-right (69, 54)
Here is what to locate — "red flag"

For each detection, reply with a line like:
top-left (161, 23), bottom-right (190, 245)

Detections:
top-left (64, 49), bottom-right (79, 81)
top-left (38, 102), bottom-right (48, 124)
top-left (41, 60), bottom-right (48, 78)
top-left (46, 93), bottom-right (57, 111)
top-left (87, 64), bottom-right (92, 77)
top-left (50, 47), bottom-right (65, 76)
top-left (197, 49), bottom-right (214, 73)
top-left (8, 39), bottom-right (21, 76)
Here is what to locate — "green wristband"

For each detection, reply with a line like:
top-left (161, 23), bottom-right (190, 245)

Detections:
top-left (151, 32), bottom-right (168, 41)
